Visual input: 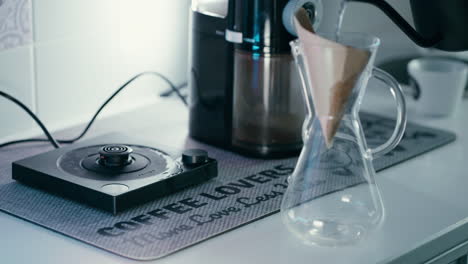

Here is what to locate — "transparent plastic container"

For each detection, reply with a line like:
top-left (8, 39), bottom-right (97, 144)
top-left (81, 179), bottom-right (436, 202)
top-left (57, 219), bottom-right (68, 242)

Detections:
top-left (232, 50), bottom-right (305, 156)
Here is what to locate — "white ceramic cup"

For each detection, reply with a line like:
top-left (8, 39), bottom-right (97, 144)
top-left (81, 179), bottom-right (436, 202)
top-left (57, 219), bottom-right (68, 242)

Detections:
top-left (407, 57), bottom-right (468, 117)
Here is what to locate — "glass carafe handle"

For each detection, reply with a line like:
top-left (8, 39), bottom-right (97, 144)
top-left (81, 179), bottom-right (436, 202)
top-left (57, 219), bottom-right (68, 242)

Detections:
top-left (368, 67), bottom-right (407, 158)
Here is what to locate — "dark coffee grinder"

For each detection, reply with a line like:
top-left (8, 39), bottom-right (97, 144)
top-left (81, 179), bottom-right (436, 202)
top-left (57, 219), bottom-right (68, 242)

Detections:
top-left (189, 0), bottom-right (319, 158)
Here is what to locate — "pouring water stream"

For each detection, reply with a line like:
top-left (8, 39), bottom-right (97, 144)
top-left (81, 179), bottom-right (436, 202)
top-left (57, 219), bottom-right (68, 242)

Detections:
top-left (335, 0), bottom-right (348, 41)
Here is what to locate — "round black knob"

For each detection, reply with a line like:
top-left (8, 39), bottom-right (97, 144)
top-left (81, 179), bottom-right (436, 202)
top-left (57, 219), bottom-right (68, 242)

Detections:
top-left (99, 145), bottom-right (133, 167)
top-left (182, 149), bottom-right (208, 166)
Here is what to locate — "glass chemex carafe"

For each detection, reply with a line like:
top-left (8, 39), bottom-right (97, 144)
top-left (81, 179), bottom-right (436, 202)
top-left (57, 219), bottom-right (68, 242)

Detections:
top-left (280, 32), bottom-right (407, 246)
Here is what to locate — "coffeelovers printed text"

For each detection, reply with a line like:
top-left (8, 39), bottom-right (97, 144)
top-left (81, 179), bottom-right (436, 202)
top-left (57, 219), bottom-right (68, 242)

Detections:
top-left (96, 164), bottom-right (296, 248)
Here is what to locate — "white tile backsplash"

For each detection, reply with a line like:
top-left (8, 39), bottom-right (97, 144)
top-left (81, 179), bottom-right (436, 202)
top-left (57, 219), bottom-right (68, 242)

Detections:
top-left (33, 0), bottom-right (190, 132)
top-left (0, 0), bottom-right (190, 142)
top-left (0, 0), bottom-right (36, 142)
top-left (0, 45), bottom-right (37, 141)
top-left (32, 0), bottom-right (115, 43)
top-left (34, 32), bottom-right (121, 130)
top-left (0, 0), bottom-right (33, 51)
top-left (341, 0), bottom-right (419, 63)
top-left (117, 0), bottom-right (190, 83)
top-left (0, 0), bottom-right (419, 143)
top-left (318, 0), bottom-right (418, 63)
top-left (32, 0), bottom-right (121, 130)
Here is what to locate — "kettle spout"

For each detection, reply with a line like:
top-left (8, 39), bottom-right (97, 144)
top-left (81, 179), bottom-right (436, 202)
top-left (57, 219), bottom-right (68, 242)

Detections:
top-left (349, 0), bottom-right (442, 48)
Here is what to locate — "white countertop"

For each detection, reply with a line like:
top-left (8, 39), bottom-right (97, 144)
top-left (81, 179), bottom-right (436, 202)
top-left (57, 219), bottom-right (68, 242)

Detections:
top-left (1, 90), bottom-right (467, 264)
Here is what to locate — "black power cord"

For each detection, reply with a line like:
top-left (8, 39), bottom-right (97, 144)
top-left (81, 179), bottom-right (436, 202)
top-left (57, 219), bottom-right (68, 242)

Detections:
top-left (0, 71), bottom-right (187, 149)
top-left (0, 90), bottom-right (61, 149)
top-left (159, 82), bottom-right (188, 97)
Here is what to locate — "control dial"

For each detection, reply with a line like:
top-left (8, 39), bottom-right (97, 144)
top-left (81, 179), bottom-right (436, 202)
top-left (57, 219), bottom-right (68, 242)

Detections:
top-left (99, 145), bottom-right (133, 167)
top-left (182, 149), bottom-right (209, 166)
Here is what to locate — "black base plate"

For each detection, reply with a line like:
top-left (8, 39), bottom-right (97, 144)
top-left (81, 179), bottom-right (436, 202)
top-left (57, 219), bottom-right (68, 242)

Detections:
top-left (12, 134), bottom-right (217, 214)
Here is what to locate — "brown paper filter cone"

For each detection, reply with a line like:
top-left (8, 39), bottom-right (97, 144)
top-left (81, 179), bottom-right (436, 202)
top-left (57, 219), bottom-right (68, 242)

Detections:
top-left (294, 10), bottom-right (371, 147)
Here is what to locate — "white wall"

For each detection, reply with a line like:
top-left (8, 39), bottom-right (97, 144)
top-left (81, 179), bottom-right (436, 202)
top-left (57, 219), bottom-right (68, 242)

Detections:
top-left (319, 0), bottom-right (418, 63)
top-left (0, 0), bottom-right (36, 142)
top-left (0, 0), bottom-right (191, 143)
top-left (0, 0), bottom-right (420, 143)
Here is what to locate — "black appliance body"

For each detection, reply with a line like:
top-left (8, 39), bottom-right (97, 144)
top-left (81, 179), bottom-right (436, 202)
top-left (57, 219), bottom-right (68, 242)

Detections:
top-left (351, 0), bottom-right (468, 51)
top-left (189, 0), bottom-right (310, 158)
top-left (189, 0), bottom-right (468, 159)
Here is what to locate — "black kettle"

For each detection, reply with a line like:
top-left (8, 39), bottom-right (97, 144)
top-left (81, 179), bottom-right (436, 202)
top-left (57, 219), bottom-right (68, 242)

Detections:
top-left (351, 0), bottom-right (468, 51)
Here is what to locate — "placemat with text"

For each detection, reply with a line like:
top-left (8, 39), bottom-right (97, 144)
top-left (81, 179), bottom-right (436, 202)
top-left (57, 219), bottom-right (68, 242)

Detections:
top-left (0, 113), bottom-right (456, 260)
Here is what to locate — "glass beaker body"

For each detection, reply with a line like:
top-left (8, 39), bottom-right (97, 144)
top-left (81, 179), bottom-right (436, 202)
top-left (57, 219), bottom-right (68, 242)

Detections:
top-left (281, 32), bottom-right (407, 246)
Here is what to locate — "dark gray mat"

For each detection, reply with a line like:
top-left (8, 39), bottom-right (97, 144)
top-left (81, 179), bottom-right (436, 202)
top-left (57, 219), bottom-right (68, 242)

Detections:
top-left (0, 113), bottom-right (456, 260)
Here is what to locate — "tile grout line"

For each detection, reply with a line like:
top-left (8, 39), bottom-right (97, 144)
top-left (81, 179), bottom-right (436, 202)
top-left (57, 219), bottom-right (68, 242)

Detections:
top-left (30, 0), bottom-right (39, 117)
